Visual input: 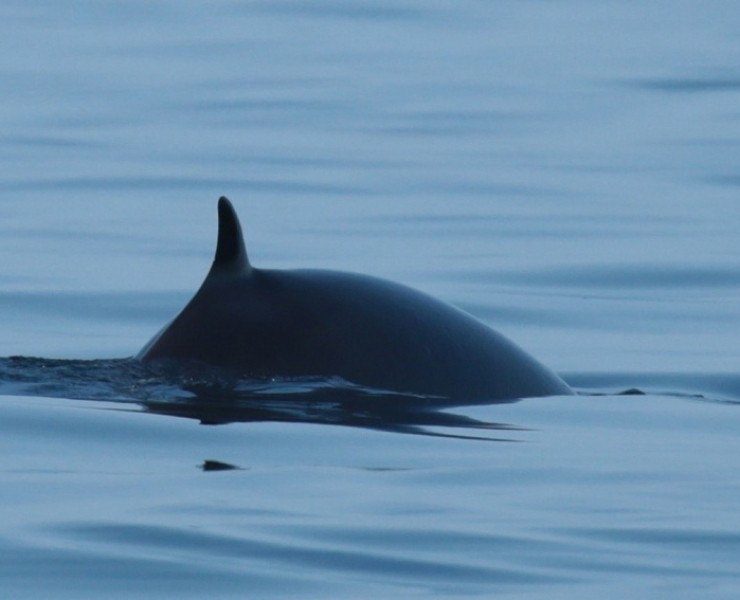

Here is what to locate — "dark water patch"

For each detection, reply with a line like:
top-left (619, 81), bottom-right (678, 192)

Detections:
top-left (188, 97), bottom-right (349, 114)
top-left (33, 112), bottom-right (134, 129)
top-left (370, 179), bottom-right (559, 199)
top-left (707, 174), bottom-right (740, 188)
top-left (183, 97), bottom-right (354, 128)
top-left (199, 151), bottom-right (403, 170)
top-left (493, 263), bottom-right (740, 291)
top-left (0, 226), bottom-right (169, 251)
top-left (0, 134), bottom-right (106, 148)
top-left (631, 77), bottom-right (740, 93)
top-left (575, 526), bottom-right (740, 548)
top-left (251, 0), bottom-right (432, 22)
top-left (380, 108), bottom-right (523, 137)
top-left (365, 212), bottom-right (687, 227)
top-left (189, 74), bottom-right (335, 93)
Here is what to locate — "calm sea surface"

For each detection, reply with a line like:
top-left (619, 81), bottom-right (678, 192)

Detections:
top-left (1, 1), bottom-right (739, 598)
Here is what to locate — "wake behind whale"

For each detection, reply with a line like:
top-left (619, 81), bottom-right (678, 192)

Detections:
top-left (138, 197), bottom-right (572, 403)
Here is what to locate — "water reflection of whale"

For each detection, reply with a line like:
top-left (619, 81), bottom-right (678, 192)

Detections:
top-left (140, 367), bottom-right (525, 441)
top-left (144, 389), bottom-right (523, 441)
top-left (138, 197), bottom-right (572, 403)
top-left (0, 357), bottom-right (522, 440)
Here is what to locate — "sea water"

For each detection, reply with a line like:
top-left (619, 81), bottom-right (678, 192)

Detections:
top-left (1, 1), bottom-right (739, 598)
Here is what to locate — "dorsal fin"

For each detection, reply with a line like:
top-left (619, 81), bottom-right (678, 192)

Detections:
top-left (208, 196), bottom-right (251, 278)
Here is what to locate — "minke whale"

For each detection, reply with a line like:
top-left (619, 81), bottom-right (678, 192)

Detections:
top-left (137, 197), bottom-right (572, 402)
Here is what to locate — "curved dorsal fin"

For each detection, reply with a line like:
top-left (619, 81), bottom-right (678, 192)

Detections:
top-left (208, 196), bottom-right (251, 278)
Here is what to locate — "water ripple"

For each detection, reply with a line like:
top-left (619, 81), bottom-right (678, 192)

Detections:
top-left (57, 522), bottom-right (566, 587)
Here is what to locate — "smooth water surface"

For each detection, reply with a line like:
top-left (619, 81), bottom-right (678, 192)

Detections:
top-left (1, 1), bottom-right (739, 598)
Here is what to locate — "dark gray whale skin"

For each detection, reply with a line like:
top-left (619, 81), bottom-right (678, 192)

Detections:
top-left (137, 197), bottom-right (572, 403)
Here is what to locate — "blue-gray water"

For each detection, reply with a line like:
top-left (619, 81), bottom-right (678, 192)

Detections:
top-left (1, 1), bottom-right (740, 598)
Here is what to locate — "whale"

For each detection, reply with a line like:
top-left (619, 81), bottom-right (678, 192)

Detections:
top-left (137, 197), bottom-right (572, 403)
